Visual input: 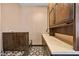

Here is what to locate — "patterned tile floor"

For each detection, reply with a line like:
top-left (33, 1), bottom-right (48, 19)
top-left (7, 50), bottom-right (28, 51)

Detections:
top-left (28, 46), bottom-right (44, 56)
top-left (1, 51), bottom-right (25, 56)
top-left (0, 46), bottom-right (44, 56)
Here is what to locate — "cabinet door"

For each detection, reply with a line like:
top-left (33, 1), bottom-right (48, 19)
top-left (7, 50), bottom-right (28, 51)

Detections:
top-left (13, 33), bottom-right (17, 50)
top-left (55, 3), bottom-right (70, 24)
top-left (3, 33), bottom-right (14, 51)
top-left (48, 3), bottom-right (56, 27)
top-left (49, 9), bottom-right (55, 27)
top-left (15, 33), bottom-right (29, 51)
top-left (15, 33), bottom-right (24, 50)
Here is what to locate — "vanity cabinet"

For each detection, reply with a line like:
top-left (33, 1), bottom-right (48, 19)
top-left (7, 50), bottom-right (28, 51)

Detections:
top-left (3, 32), bottom-right (29, 55)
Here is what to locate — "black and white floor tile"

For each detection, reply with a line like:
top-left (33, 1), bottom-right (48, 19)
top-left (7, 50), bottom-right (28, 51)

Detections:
top-left (28, 46), bottom-right (44, 56)
top-left (0, 46), bottom-right (44, 56)
top-left (1, 51), bottom-right (25, 56)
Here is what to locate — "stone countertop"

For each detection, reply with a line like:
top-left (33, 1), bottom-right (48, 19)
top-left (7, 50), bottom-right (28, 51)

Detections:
top-left (42, 34), bottom-right (74, 54)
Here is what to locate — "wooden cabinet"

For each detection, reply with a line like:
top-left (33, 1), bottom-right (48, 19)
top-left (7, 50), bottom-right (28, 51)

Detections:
top-left (3, 32), bottom-right (29, 54)
top-left (48, 3), bottom-right (75, 50)
top-left (3, 33), bottom-right (13, 50)
top-left (48, 3), bottom-right (74, 36)
top-left (49, 9), bottom-right (55, 27)
top-left (48, 3), bottom-right (74, 27)
top-left (55, 3), bottom-right (74, 24)
top-left (55, 4), bottom-right (69, 24)
top-left (48, 3), bottom-right (56, 27)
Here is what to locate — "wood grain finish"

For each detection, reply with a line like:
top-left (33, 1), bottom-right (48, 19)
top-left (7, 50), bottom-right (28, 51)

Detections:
top-left (48, 3), bottom-right (76, 50)
top-left (48, 3), bottom-right (74, 35)
top-left (49, 9), bottom-right (55, 27)
top-left (55, 33), bottom-right (73, 45)
top-left (48, 3), bottom-right (56, 27)
top-left (3, 32), bottom-right (29, 51)
top-left (55, 4), bottom-right (70, 24)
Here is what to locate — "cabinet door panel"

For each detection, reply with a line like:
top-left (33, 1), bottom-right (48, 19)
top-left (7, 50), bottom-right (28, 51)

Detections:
top-left (13, 33), bottom-right (17, 50)
top-left (55, 3), bottom-right (70, 24)
top-left (14, 33), bottom-right (25, 50)
top-left (3, 33), bottom-right (14, 51)
top-left (49, 9), bottom-right (55, 27)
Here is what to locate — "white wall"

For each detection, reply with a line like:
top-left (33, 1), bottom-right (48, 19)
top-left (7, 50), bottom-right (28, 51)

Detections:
top-left (20, 6), bottom-right (47, 45)
top-left (1, 4), bottom-right (47, 45)
top-left (2, 4), bottom-right (21, 32)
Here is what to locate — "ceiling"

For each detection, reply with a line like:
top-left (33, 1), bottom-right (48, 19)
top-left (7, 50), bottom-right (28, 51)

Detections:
top-left (19, 3), bottom-right (48, 7)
